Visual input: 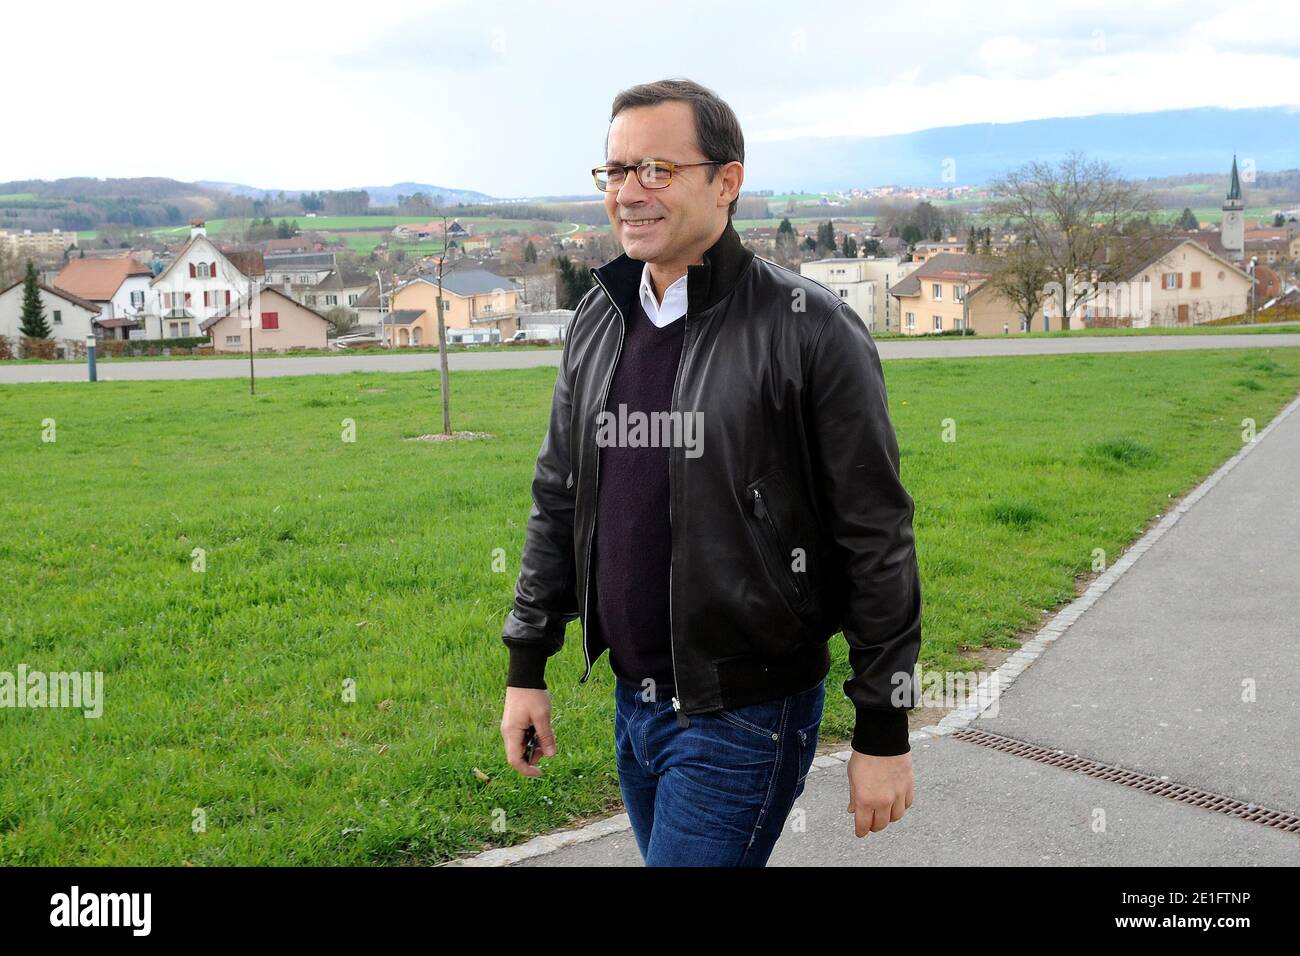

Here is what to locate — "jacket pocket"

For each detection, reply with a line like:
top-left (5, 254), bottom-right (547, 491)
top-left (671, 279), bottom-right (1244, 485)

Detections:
top-left (745, 470), bottom-right (814, 612)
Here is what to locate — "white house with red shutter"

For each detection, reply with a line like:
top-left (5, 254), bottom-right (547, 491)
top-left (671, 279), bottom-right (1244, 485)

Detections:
top-left (146, 220), bottom-right (260, 339)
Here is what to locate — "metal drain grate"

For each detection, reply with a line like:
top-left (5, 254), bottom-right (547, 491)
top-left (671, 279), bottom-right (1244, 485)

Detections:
top-left (950, 727), bottom-right (1300, 835)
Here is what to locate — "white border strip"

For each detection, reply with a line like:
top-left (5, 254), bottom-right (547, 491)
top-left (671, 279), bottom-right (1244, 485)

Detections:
top-left (453, 390), bottom-right (1300, 866)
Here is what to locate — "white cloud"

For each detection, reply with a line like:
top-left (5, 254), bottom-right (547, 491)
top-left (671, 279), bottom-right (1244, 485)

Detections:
top-left (5, 0), bottom-right (1299, 194)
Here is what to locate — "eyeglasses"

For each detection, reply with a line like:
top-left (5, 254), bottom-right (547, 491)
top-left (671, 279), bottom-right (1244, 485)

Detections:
top-left (592, 159), bottom-right (723, 192)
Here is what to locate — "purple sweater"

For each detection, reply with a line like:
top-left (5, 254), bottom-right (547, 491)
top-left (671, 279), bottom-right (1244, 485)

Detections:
top-left (589, 294), bottom-right (686, 698)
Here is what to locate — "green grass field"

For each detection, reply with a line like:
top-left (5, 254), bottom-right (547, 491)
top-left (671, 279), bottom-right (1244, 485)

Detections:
top-left (1163, 205), bottom-right (1276, 226)
top-left (150, 216), bottom-right (574, 240)
top-left (871, 322), bottom-right (1300, 341)
top-left (2, 349), bottom-right (1299, 864)
top-left (339, 235), bottom-right (448, 256)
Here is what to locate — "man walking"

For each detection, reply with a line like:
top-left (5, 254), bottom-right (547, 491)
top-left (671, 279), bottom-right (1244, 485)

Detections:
top-left (500, 78), bottom-right (922, 866)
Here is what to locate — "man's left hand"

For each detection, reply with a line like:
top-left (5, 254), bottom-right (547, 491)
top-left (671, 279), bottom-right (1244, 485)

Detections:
top-left (846, 750), bottom-right (914, 837)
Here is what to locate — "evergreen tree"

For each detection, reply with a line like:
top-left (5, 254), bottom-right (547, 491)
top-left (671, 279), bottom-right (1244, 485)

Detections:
top-left (817, 220), bottom-right (837, 253)
top-left (965, 227), bottom-right (977, 254)
top-left (523, 240), bottom-right (538, 264)
top-left (19, 260), bottom-right (50, 338)
top-left (553, 255), bottom-right (593, 309)
top-left (1177, 207), bottom-right (1200, 230)
top-left (842, 235), bottom-right (857, 258)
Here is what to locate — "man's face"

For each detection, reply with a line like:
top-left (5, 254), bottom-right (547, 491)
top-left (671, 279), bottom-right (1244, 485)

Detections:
top-left (603, 101), bottom-right (730, 264)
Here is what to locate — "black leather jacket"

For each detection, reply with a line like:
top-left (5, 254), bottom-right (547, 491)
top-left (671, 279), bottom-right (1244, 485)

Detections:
top-left (503, 221), bottom-right (922, 755)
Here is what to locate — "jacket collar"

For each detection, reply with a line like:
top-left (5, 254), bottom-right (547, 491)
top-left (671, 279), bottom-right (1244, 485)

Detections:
top-left (591, 219), bottom-right (755, 323)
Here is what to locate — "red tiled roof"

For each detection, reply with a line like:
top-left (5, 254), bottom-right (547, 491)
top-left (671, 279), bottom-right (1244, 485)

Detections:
top-left (53, 256), bottom-right (151, 302)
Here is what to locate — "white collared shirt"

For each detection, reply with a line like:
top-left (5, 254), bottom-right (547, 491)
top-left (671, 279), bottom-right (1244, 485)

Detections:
top-left (639, 262), bottom-right (688, 327)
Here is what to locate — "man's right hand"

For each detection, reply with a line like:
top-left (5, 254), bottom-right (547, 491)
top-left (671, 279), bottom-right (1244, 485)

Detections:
top-left (502, 686), bottom-right (558, 777)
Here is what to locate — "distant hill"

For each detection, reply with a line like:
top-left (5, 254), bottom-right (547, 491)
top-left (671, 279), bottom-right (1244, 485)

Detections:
top-left (0, 177), bottom-right (230, 234)
top-left (745, 106), bottom-right (1300, 192)
top-left (196, 180), bottom-right (495, 205)
top-left (0, 176), bottom-right (498, 235)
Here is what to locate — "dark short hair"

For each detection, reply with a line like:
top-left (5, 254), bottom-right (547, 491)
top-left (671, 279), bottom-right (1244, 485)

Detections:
top-left (609, 78), bottom-right (744, 217)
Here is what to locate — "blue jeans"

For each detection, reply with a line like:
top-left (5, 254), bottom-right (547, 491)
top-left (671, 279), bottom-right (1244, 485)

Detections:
top-left (613, 676), bottom-right (826, 866)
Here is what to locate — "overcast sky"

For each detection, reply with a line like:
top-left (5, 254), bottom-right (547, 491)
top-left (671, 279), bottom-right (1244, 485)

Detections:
top-left (9, 0), bottom-right (1300, 196)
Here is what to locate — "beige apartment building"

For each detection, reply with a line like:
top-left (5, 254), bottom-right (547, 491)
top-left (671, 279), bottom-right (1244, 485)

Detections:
top-left (1, 228), bottom-right (78, 256)
top-left (798, 259), bottom-right (877, 329)
top-left (800, 256), bottom-right (920, 332)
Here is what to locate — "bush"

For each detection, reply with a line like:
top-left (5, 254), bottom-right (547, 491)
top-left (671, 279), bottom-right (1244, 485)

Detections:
top-left (1082, 316), bottom-right (1134, 329)
top-left (20, 337), bottom-right (57, 360)
top-left (126, 336), bottom-right (208, 349)
top-left (0, 336), bottom-right (13, 360)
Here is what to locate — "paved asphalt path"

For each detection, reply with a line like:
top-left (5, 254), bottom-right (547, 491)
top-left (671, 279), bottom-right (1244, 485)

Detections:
top-left (511, 393), bottom-right (1300, 866)
top-left (4, 332), bottom-right (1300, 383)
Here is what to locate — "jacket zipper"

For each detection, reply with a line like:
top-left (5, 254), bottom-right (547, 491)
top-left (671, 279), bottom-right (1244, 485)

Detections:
top-left (586, 271), bottom-right (690, 729)
top-left (579, 273), bottom-right (626, 685)
top-left (666, 303), bottom-right (691, 727)
top-left (751, 486), bottom-right (809, 604)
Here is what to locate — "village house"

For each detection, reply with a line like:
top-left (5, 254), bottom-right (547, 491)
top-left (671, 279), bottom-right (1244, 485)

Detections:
top-left (1243, 235), bottom-right (1294, 267)
top-left (384, 268), bottom-right (521, 346)
top-left (199, 286), bottom-right (330, 353)
top-left (0, 280), bottom-right (102, 356)
top-left (351, 283), bottom-right (389, 329)
top-left (889, 253), bottom-right (1039, 335)
top-left (1088, 238), bottom-right (1251, 327)
top-left (263, 252), bottom-right (336, 289)
top-left (455, 234), bottom-right (491, 254)
top-left (146, 221), bottom-right (262, 339)
top-left (391, 220), bottom-right (470, 242)
top-left (289, 268), bottom-right (371, 311)
top-left (52, 255), bottom-right (154, 339)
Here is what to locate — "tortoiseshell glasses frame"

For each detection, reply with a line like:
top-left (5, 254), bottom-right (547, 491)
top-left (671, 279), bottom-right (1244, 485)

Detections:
top-left (592, 159), bottom-right (723, 191)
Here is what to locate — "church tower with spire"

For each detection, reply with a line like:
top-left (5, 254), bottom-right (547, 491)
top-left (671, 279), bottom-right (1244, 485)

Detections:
top-left (1221, 155), bottom-right (1245, 263)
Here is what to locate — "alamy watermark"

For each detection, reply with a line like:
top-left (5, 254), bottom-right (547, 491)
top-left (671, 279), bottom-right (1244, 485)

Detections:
top-left (890, 663), bottom-right (1001, 716)
top-left (50, 886), bottom-right (150, 936)
top-left (594, 403), bottom-right (704, 458)
top-left (0, 665), bottom-right (103, 718)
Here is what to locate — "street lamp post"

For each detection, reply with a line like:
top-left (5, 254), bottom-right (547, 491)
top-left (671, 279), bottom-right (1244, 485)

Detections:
top-left (1250, 256), bottom-right (1258, 324)
top-left (961, 272), bottom-right (970, 333)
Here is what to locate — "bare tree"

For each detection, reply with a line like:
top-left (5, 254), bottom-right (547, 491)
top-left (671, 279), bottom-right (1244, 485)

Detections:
top-left (989, 152), bottom-right (1160, 330)
top-left (0, 240), bottom-right (23, 288)
top-left (985, 239), bottom-right (1052, 331)
top-left (324, 306), bottom-right (357, 336)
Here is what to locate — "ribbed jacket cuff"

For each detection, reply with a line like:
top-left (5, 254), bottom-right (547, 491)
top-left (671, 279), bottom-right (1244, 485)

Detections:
top-left (851, 706), bottom-right (910, 756)
top-left (506, 644), bottom-right (549, 690)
